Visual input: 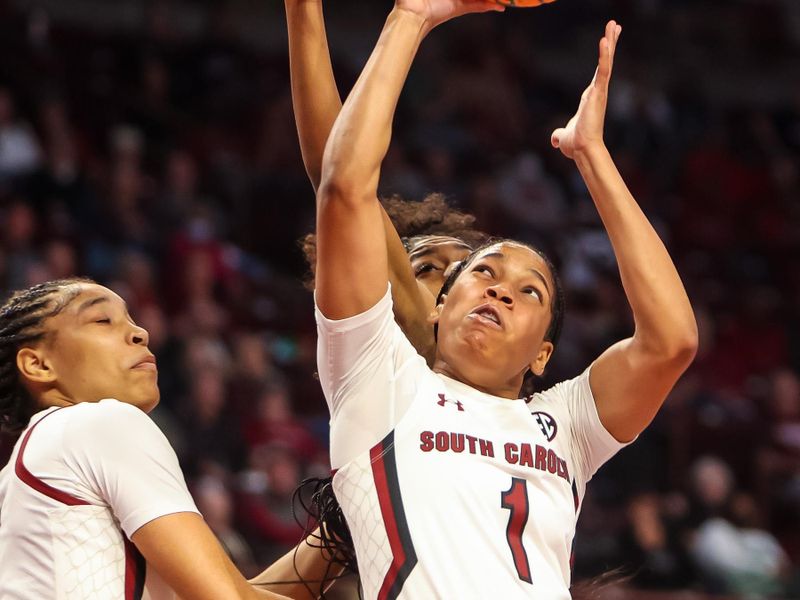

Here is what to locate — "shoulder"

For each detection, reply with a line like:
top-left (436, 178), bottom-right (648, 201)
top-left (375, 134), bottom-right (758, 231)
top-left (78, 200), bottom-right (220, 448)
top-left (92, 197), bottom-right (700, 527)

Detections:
top-left (529, 367), bottom-right (593, 407)
top-left (59, 401), bottom-right (180, 483)
top-left (525, 368), bottom-right (598, 439)
top-left (62, 400), bottom-right (158, 443)
top-left (67, 398), bottom-right (148, 423)
top-left (315, 283), bottom-right (393, 332)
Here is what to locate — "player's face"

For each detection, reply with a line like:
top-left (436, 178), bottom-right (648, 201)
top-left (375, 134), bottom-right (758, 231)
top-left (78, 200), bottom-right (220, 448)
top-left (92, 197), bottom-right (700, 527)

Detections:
top-left (433, 243), bottom-right (554, 396)
top-left (408, 236), bottom-right (472, 300)
top-left (40, 284), bottom-right (159, 412)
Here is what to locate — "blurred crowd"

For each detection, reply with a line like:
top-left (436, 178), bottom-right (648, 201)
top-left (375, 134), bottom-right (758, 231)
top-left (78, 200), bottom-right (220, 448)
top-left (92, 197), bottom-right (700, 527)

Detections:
top-left (0, 0), bottom-right (799, 597)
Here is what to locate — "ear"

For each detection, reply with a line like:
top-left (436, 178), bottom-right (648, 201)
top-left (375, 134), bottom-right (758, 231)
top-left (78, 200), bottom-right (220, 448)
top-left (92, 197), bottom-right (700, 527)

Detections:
top-left (426, 293), bottom-right (447, 325)
top-left (530, 341), bottom-right (554, 377)
top-left (16, 347), bottom-right (57, 385)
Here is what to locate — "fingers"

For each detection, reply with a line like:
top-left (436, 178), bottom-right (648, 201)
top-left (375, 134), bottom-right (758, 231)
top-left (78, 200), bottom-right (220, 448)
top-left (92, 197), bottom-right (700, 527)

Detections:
top-left (605, 20), bottom-right (617, 47)
top-left (467, 0), bottom-right (506, 14)
top-left (597, 37), bottom-right (610, 77)
top-left (608, 21), bottom-right (621, 64)
top-left (595, 20), bottom-right (621, 90)
top-left (601, 20), bottom-right (621, 59)
top-left (606, 20), bottom-right (622, 62)
top-left (484, 0), bottom-right (506, 12)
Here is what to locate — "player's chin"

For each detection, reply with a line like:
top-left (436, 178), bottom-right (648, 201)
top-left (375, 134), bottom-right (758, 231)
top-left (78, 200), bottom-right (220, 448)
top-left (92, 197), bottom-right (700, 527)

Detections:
top-left (139, 395), bottom-right (160, 414)
top-left (129, 385), bottom-right (161, 413)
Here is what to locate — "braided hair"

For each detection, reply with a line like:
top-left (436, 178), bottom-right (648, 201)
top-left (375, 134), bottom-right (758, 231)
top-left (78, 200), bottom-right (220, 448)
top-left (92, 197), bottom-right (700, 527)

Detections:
top-left (0, 277), bottom-right (94, 433)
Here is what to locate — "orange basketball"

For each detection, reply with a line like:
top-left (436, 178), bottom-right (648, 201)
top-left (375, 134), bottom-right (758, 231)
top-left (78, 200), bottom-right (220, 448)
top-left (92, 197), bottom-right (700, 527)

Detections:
top-left (495, 0), bottom-right (556, 7)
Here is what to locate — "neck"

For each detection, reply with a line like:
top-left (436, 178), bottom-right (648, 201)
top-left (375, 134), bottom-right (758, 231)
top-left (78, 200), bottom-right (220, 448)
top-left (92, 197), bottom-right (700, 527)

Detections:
top-left (432, 359), bottom-right (523, 399)
top-left (36, 388), bottom-right (80, 412)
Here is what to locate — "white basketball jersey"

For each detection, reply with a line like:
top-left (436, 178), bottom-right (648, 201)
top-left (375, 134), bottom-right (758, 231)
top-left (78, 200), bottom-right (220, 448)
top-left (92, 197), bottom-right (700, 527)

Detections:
top-left (0, 401), bottom-right (199, 599)
top-left (316, 287), bottom-right (629, 599)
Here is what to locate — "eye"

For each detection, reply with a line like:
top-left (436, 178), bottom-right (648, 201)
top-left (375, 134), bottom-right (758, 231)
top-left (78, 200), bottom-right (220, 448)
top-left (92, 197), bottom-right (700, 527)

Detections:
top-left (95, 317), bottom-right (112, 324)
top-left (522, 287), bottom-right (542, 302)
top-left (473, 264), bottom-right (494, 278)
top-left (414, 263), bottom-right (440, 276)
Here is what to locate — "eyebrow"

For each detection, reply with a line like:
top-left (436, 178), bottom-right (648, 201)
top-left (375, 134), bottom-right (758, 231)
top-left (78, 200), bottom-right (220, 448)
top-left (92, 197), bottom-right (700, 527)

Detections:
top-left (76, 296), bottom-right (130, 315)
top-left (479, 251), bottom-right (551, 294)
top-left (76, 296), bottom-right (110, 313)
top-left (409, 242), bottom-right (471, 260)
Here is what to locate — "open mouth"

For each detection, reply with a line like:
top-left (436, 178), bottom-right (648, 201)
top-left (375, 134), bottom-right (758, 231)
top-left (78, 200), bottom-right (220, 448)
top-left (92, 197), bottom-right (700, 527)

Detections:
top-left (468, 304), bottom-right (503, 329)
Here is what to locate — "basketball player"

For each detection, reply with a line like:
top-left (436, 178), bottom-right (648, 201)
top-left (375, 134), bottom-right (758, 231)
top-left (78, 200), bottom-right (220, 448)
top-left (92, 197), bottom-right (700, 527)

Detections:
top-left (313, 2), bottom-right (697, 600)
top-left (0, 278), bottom-right (336, 599)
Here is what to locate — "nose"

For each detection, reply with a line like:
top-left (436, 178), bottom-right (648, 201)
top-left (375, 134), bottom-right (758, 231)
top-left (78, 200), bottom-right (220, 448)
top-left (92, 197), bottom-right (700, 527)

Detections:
top-left (129, 324), bottom-right (150, 347)
top-left (485, 284), bottom-right (513, 306)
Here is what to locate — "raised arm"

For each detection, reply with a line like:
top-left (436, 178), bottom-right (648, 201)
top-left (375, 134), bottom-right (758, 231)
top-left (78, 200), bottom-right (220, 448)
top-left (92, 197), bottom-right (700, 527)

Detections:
top-left (314, 0), bottom-right (502, 320)
top-left (285, 0), bottom-right (443, 359)
top-left (551, 22), bottom-right (698, 442)
top-left (284, 0), bottom-right (341, 192)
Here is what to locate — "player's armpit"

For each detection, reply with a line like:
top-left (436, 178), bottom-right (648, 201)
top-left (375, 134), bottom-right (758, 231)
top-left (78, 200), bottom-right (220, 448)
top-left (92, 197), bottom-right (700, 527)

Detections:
top-left (132, 512), bottom-right (290, 600)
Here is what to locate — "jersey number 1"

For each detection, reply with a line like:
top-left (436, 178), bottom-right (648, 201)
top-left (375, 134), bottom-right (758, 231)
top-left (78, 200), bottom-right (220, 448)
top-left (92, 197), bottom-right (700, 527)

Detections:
top-left (501, 477), bottom-right (532, 583)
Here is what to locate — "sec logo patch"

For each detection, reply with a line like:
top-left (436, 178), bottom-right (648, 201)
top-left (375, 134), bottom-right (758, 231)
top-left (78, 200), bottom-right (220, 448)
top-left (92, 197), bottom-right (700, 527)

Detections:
top-left (532, 412), bottom-right (557, 442)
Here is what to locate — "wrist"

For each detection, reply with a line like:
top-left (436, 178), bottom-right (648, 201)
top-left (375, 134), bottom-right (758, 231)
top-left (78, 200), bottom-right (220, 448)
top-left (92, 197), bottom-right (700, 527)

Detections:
top-left (390, 6), bottom-right (434, 38)
top-left (573, 140), bottom-right (609, 166)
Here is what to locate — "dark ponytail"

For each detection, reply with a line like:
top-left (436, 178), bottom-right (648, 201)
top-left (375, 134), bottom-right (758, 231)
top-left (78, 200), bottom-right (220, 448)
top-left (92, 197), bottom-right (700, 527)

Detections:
top-left (252, 477), bottom-right (360, 599)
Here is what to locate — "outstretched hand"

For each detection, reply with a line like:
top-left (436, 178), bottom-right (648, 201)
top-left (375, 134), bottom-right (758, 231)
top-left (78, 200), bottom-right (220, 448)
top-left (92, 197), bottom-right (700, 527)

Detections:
top-left (551, 21), bottom-right (621, 160)
top-left (395, 0), bottom-right (505, 32)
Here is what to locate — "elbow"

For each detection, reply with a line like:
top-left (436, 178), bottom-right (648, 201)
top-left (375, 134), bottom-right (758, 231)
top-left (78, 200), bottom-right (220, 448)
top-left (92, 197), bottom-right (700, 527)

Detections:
top-left (671, 332), bottom-right (699, 369)
top-left (317, 170), bottom-right (350, 205)
top-left (676, 314), bottom-right (700, 363)
top-left (662, 324), bottom-right (699, 369)
top-left (638, 320), bottom-right (699, 370)
top-left (317, 171), bottom-right (374, 211)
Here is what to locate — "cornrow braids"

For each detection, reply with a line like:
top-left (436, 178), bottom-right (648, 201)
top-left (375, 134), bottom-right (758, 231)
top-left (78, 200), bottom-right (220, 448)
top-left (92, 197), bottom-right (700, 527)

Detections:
top-left (0, 277), bottom-right (94, 433)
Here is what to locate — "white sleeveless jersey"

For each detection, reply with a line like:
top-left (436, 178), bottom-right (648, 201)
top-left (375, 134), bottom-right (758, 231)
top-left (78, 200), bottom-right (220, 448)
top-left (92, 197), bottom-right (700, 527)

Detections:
top-left (316, 287), bottom-right (629, 599)
top-left (0, 400), bottom-right (199, 599)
